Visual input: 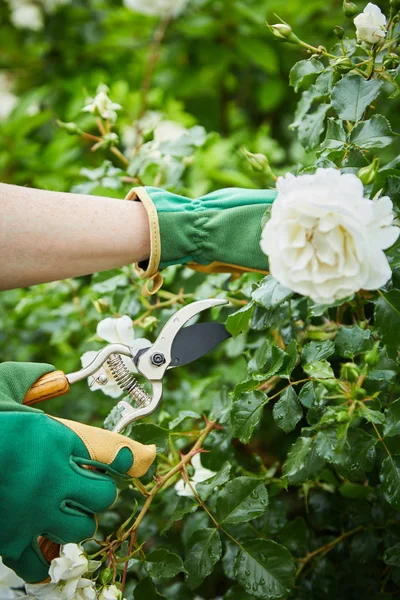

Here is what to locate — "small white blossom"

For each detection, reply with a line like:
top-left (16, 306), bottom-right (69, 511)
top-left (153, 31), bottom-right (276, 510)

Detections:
top-left (123, 0), bottom-right (188, 18)
top-left (153, 121), bottom-right (187, 144)
top-left (260, 168), bottom-right (399, 305)
top-left (98, 585), bottom-right (124, 600)
top-left (8, 0), bottom-right (43, 30)
top-left (175, 453), bottom-right (216, 497)
top-left (354, 3), bottom-right (386, 44)
top-left (81, 316), bottom-right (150, 398)
top-left (82, 85), bottom-right (121, 122)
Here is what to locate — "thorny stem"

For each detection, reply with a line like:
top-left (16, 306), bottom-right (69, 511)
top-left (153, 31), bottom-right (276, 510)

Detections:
top-left (296, 525), bottom-right (364, 578)
top-left (132, 291), bottom-right (193, 326)
top-left (120, 418), bottom-right (218, 543)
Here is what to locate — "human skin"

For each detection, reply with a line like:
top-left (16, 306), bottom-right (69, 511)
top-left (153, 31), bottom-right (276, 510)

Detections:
top-left (0, 183), bottom-right (150, 290)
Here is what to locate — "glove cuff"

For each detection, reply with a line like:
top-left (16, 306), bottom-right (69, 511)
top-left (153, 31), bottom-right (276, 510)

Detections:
top-left (125, 187), bottom-right (164, 296)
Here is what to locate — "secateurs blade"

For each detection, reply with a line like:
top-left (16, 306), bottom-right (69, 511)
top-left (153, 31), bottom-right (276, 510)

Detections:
top-left (23, 299), bottom-right (231, 433)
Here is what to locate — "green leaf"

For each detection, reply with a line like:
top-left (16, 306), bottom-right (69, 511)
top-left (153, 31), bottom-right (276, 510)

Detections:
top-left (335, 325), bottom-right (372, 359)
top-left (216, 476), bottom-right (268, 524)
top-left (314, 429), bottom-right (341, 463)
top-left (302, 340), bottom-right (335, 364)
top-left (231, 391), bottom-right (269, 443)
top-left (185, 528), bottom-right (222, 589)
top-left (357, 403), bottom-right (385, 425)
top-left (331, 74), bottom-right (383, 121)
top-left (224, 585), bottom-right (258, 599)
top-left (321, 118), bottom-right (347, 150)
top-left (289, 59), bottom-right (324, 92)
top-left (250, 339), bottom-right (286, 377)
top-left (128, 423), bottom-right (169, 453)
top-left (282, 437), bottom-right (324, 484)
top-left (278, 339), bottom-right (298, 379)
top-left (298, 103), bottom-right (330, 150)
top-left (133, 578), bottom-right (165, 599)
top-left (197, 462), bottom-right (231, 500)
top-left (384, 399), bottom-right (400, 437)
top-left (375, 291), bottom-right (400, 359)
top-left (162, 497), bottom-right (198, 534)
top-left (380, 456), bottom-right (400, 509)
top-left (234, 539), bottom-right (296, 600)
top-left (347, 428), bottom-right (377, 473)
top-left (146, 549), bottom-right (186, 579)
top-left (226, 302), bottom-right (255, 336)
top-left (384, 543), bottom-right (400, 566)
top-left (168, 410), bottom-right (201, 430)
top-left (251, 276), bottom-right (293, 309)
top-left (350, 114), bottom-right (395, 149)
top-left (303, 360), bottom-right (335, 379)
top-left (272, 387), bottom-right (302, 433)
top-left (385, 174), bottom-right (400, 209)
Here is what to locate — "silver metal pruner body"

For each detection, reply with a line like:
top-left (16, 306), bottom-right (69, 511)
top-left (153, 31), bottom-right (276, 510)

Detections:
top-left (65, 298), bottom-right (230, 433)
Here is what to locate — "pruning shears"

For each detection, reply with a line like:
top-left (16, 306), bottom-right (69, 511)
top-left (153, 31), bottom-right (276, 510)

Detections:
top-left (23, 299), bottom-right (231, 432)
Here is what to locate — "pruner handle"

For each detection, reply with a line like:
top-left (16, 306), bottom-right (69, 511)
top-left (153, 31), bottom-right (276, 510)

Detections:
top-left (23, 370), bottom-right (70, 406)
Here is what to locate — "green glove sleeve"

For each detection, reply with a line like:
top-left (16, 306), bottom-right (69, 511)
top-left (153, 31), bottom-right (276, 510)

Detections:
top-left (0, 362), bottom-right (156, 583)
top-left (126, 186), bottom-right (277, 293)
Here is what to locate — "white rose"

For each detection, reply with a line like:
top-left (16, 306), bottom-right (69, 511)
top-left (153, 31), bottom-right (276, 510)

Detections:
top-left (123, 0), bottom-right (188, 18)
top-left (49, 544), bottom-right (88, 586)
top-left (80, 316), bottom-right (150, 397)
top-left (354, 3), bottom-right (386, 44)
top-left (175, 453), bottom-right (216, 498)
top-left (260, 168), bottom-right (399, 305)
top-left (98, 585), bottom-right (124, 600)
top-left (9, 1), bottom-right (43, 30)
top-left (82, 85), bottom-right (121, 122)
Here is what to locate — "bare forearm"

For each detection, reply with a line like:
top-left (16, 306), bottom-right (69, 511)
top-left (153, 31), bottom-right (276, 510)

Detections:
top-left (0, 184), bottom-right (150, 290)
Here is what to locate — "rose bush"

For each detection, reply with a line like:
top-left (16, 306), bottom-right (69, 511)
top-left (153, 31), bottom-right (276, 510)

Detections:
top-left (1, 0), bottom-right (400, 599)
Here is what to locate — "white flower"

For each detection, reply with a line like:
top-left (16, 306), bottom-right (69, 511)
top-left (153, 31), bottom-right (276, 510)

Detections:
top-left (48, 544), bottom-right (89, 599)
top-left (0, 557), bottom-right (24, 599)
top-left (0, 74), bottom-right (18, 121)
top-left (9, 1), bottom-right (43, 30)
top-left (82, 85), bottom-right (121, 122)
top-left (260, 168), bottom-right (399, 305)
top-left (81, 316), bottom-right (150, 398)
top-left (153, 121), bottom-right (187, 144)
top-left (98, 585), bottom-right (124, 600)
top-left (175, 453), bottom-right (216, 497)
top-left (354, 3), bottom-right (386, 44)
top-left (123, 0), bottom-right (188, 18)
top-left (25, 578), bottom-right (95, 600)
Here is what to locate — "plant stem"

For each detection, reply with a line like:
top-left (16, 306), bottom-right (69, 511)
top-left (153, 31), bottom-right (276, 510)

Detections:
top-left (296, 525), bottom-right (364, 577)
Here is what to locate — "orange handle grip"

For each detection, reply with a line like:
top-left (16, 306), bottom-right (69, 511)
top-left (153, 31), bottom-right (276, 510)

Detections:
top-left (23, 370), bottom-right (70, 406)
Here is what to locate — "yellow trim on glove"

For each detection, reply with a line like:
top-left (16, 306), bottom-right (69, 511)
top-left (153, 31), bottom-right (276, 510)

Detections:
top-left (125, 187), bottom-right (163, 295)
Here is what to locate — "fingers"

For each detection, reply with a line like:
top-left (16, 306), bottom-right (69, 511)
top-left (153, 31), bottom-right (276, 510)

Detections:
top-left (53, 417), bottom-right (156, 477)
top-left (0, 362), bottom-right (55, 407)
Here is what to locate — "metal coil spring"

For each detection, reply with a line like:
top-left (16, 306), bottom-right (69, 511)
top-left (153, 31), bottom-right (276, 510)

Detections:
top-left (106, 353), bottom-right (151, 407)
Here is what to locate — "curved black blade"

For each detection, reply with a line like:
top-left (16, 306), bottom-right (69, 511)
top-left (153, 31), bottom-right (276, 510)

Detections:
top-left (170, 322), bottom-right (231, 368)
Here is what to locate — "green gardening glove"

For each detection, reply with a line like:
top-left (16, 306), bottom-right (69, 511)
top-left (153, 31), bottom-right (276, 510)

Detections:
top-left (0, 362), bottom-right (156, 584)
top-left (126, 186), bottom-right (277, 293)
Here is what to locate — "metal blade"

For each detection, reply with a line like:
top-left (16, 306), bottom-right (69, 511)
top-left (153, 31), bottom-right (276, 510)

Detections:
top-left (170, 322), bottom-right (231, 368)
